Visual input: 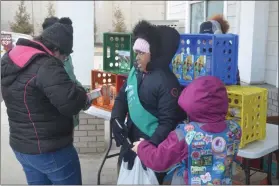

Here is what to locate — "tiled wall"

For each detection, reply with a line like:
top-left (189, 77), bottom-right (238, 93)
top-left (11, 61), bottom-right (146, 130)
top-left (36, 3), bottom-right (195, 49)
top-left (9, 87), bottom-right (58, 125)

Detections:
top-left (268, 88), bottom-right (278, 116)
top-left (265, 1), bottom-right (278, 86)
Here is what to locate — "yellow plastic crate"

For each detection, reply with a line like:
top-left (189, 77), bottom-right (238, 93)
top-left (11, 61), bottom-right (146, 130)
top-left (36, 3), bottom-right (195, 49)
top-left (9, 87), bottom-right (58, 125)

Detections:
top-left (226, 86), bottom-right (268, 148)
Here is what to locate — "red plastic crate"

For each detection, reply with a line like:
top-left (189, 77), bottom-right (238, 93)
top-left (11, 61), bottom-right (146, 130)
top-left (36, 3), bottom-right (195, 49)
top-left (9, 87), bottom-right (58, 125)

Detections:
top-left (91, 70), bottom-right (128, 111)
top-left (116, 74), bottom-right (128, 93)
top-left (91, 70), bottom-right (117, 111)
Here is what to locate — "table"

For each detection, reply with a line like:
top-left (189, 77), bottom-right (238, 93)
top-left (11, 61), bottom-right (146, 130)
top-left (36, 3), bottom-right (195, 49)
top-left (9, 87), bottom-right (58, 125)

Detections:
top-left (85, 106), bottom-right (279, 185)
top-left (85, 106), bottom-right (111, 121)
top-left (85, 106), bottom-right (114, 185)
top-left (237, 124), bottom-right (279, 185)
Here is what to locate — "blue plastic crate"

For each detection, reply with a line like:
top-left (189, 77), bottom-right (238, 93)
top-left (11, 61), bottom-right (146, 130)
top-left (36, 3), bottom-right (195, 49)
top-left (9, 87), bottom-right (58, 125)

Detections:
top-left (170, 34), bottom-right (239, 86)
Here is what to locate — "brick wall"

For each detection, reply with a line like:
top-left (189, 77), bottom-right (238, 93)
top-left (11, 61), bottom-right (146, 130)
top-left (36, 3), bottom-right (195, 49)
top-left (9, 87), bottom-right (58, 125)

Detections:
top-left (73, 111), bottom-right (106, 154)
top-left (268, 89), bottom-right (278, 116)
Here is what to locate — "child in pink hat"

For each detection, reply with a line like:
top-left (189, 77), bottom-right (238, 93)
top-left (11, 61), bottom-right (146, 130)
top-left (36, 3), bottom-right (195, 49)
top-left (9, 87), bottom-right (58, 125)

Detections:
top-left (132, 76), bottom-right (242, 185)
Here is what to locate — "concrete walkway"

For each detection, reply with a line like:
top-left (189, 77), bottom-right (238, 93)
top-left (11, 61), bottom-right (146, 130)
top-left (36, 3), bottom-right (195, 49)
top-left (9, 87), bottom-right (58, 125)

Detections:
top-left (1, 102), bottom-right (118, 185)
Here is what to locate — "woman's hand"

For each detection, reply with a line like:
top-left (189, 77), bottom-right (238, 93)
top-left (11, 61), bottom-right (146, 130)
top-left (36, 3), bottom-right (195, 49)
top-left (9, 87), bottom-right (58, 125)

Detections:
top-left (131, 138), bottom-right (144, 154)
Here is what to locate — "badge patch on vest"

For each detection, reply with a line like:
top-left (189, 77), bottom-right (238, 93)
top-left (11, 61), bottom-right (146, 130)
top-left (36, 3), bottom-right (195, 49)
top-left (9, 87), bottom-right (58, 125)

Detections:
top-left (192, 141), bottom-right (206, 149)
top-left (191, 151), bottom-right (201, 159)
top-left (200, 172), bottom-right (212, 183)
top-left (201, 149), bottom-right (212, 155)
top-left (191, 166), bottom-right (206, 175)
top-left (192, 155), bottom-right (213, 166)
top-left (202, 155), bottom-right (213, 166)
top-left (203, 134), bottom-right (213, 144)
top-left (233, 140), bottom-right (240, 154)
top-left (222, 178), bottom-right (232, 185)
top-left (185, 124), bottom-right (194, 132)
top-left (185, 131), bottom-right (196, 145)
top-left (228, 121), bottom-right (241, 139)
top-left (194, 132), bottom-right (204, 141)
top-left (191, 177), bottom-right (202, 185)
top-left (212, 179), bottom-right (221, 185)
top-left (212, 162), bottom-right (225, 174)
top-left (226, 144), bottom-right (234, 156)
top-left (212, 137), bottom-right (226, 153)
top-left (226, 131), bottom-right (234, 141)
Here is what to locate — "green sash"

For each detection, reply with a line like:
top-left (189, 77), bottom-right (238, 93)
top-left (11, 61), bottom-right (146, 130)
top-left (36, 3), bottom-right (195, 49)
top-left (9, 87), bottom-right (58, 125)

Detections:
top-left (126, 67), bottom-right (159, 137)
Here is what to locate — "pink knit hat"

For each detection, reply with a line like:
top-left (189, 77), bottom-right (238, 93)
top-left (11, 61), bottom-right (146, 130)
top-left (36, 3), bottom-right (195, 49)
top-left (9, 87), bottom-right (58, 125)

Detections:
top-left (133, 38), bottom-right (150, 53)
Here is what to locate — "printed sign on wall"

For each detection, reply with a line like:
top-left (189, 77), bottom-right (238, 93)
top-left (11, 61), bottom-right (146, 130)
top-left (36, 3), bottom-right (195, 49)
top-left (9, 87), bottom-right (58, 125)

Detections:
top-left (1, 33), bottom-right (13, 57)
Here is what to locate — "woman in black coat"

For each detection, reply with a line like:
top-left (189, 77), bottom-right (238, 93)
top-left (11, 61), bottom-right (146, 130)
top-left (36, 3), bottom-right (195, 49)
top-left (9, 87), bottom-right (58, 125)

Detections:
top-left (1, 17), bottom-right (93, 185)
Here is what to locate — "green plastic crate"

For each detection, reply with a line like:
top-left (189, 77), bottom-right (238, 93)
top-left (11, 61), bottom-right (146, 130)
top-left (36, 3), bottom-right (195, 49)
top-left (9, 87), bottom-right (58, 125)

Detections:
top-left (103, 32), bottom-right (135, 74)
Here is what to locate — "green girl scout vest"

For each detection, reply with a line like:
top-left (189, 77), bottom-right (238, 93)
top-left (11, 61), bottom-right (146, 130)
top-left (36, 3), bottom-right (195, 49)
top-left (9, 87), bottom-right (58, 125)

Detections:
top-left (64, 56), bottom-right (82, 128)
top-left (125, 67), bottom-right (159, 137)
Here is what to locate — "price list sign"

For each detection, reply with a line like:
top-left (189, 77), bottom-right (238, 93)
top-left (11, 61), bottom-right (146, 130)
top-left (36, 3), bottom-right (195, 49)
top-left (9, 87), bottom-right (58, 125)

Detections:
top-left (1, 33), bottom-right (13, 53)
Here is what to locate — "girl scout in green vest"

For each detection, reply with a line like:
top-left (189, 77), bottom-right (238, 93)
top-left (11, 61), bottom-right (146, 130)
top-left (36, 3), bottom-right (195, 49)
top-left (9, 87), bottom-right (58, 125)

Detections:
top-left (111, 20), bottom-right (186, 184)
top-left (64, 55), bottom-right (89, 127)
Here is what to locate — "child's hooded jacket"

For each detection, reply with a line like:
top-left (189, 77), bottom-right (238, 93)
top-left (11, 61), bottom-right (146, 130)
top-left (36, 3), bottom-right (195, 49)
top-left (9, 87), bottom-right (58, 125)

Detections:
top-left (137, 76), bottom-right (241, 184)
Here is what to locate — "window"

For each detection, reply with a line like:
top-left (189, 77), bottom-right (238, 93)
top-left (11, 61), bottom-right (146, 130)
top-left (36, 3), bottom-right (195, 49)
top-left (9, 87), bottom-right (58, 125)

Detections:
top-left (190, 1), bottom-right (224, 33)
top-left (190, 2), bottom-right (204, 34)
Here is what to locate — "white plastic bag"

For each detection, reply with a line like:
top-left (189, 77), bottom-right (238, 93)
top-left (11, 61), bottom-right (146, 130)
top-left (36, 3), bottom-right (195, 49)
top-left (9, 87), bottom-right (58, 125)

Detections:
top-left (117, 156), bottom-right (159, 185)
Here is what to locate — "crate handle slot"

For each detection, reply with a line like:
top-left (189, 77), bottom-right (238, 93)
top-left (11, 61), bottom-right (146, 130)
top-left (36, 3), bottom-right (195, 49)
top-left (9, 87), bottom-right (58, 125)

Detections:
top-left (107, 47), bottom-right (111, 58)
top-left (186, 47), bottom-right (191, 54)
top-left (197, 47), bottom-right (200, 54)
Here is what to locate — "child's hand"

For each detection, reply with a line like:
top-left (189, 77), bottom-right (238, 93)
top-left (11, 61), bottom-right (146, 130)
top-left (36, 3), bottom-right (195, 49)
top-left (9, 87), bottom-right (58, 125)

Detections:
top-left (131, 138), bottom-right (144, 154)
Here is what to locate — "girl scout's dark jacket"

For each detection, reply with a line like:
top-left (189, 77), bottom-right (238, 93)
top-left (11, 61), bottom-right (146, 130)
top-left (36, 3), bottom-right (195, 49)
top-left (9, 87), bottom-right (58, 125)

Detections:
top-left (111, 23), bottom-right (186, 147)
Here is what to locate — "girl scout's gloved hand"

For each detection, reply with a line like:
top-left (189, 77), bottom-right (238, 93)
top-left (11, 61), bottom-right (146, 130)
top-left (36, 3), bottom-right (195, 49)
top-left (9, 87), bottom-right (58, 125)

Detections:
top-left (83, 88), bottom-right (102, 110)
top-left (111, 118), bottom-right (129, 147)
top-left (123, 138), bottom-right (147, 170)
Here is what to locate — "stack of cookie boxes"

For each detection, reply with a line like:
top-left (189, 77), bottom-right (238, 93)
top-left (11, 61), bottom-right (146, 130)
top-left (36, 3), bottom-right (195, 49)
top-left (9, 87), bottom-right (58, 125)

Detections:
top-left (91, 32), bottom-right (135, 111)
top-left (170, 34), bottom-right (268, 148)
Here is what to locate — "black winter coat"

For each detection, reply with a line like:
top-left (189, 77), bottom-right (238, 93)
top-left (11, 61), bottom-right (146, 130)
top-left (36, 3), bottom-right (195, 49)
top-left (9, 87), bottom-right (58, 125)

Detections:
top-left (1, 39), bottom-right (87, 154)
top-left (111, 26), bottom-right (186, 147)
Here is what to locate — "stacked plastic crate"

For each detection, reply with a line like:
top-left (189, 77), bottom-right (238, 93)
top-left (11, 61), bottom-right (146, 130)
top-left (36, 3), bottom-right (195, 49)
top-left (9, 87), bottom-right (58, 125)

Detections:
top-left (91, 33), bottom-right (134, 111)
top-left (170, 34), bottom-right (268, 148)
top-left (91, 32), bottom-right (269, 149)
top-left (170, 34), bottom-right (239, 86)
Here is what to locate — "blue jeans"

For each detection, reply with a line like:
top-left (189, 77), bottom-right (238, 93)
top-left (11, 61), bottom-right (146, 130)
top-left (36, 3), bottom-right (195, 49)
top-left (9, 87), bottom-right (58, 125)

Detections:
top-left (13, 144), bottom-right (82, 185)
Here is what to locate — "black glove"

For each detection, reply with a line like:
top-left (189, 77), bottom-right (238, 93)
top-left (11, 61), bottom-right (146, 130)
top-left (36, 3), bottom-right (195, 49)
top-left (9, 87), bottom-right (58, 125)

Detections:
top-left (111, 118), bottom-right (128, 147)
top-left (122, 142), bottom-right (147, 171)
top-left (123, 147), bottom-right (137, 170)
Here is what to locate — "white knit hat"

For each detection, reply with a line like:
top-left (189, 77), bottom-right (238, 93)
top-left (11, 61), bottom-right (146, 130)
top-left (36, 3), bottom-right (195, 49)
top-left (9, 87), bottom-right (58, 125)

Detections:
top-left (133, 38), bottom-right (150, 53)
